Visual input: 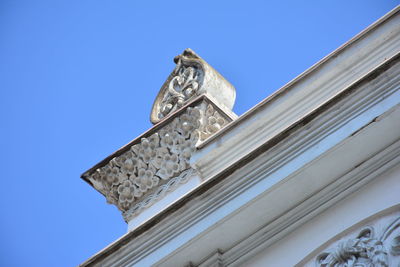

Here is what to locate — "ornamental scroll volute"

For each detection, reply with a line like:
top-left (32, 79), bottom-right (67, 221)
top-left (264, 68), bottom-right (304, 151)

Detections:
top-left (298, 209), bottom-right (400, 267)
top-left (150, 48), bottom-right (236, 124)
top-left (81, 49), bottom-right (237, 222)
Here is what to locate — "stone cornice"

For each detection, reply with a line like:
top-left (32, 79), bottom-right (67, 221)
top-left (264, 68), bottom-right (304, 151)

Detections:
top-left (156, 55), bottom-right (400, 267)
top-left (299, 208), bottom-right (400, 266)
top-left (193, 6), bottom-right (400, 179)
top-left (215, 140), bottom-right (400, 267)
top-left (80, 7), bottom-right (400, 267)
top-left (80, 47), bottom-right (400, 266)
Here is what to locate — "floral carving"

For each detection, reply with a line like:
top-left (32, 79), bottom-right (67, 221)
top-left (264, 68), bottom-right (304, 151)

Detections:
top-left (158, 61), bottom-right (203, 120)
top-left (316, 216), bottom-right (400, 267)
top-left (178, 107), bottom-right (201, 138)
top-left (88, 100), bottom-right (231, 218)
top-left (117, 180), bottom-right (139, 210)
top-left (200, 104), bottom-right (228, 141)
top-left (156, 153), bottom-right (180, 180)
top-left (317, 228), bottom-right (388, 267)
top-left (135, 168), bottom-right (158, 192)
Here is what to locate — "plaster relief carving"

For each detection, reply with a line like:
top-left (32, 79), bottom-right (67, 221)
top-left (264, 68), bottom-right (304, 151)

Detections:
top-left (315, 216), bottom-right (400, 267)
top-left (86, 99), bottom-right (232, 221)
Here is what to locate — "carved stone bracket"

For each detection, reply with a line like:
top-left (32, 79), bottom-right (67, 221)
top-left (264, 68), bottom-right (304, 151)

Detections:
top-left (82, 96), bottom-right (235, 221)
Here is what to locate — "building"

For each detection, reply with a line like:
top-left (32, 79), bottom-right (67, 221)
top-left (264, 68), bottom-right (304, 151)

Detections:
top-left (80, 6), bottom-right (400, 267)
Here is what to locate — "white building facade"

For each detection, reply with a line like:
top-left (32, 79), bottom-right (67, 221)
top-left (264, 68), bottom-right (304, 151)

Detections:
top-left (80, 7), bottom-right (400, 267)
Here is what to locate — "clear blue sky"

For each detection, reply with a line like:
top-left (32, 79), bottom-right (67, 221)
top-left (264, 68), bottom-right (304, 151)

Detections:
top-left (0, 1), bottom-right (398, 266)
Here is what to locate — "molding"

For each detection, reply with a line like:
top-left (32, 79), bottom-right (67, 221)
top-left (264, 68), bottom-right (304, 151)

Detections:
top-left (220, 139), bottom-right (400, 267)
top-left (298, 208), bottom-right (400, 266)
top-left (80, 46), bottom-right (400, 266)
top-left (124, 169), bottom-right (193, 220)
top-left (197, 250), bottom-right (224, 267)
top-left (316, 218), bottom-right (399, 266)
top-left (193, 7), bottom-right (400, 180)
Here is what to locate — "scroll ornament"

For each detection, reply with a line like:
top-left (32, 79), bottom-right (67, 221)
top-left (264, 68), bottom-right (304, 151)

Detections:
top-left (316, 217), bottom-right (400, 267)
top-left (150, 48), bottom-right (236, 125)
top-left (158, 60), bottom-right (202, 120)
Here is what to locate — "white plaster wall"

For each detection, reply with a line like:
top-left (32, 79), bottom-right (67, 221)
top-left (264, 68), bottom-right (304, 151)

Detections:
top-left (244, 163), bottom-right (400, 267)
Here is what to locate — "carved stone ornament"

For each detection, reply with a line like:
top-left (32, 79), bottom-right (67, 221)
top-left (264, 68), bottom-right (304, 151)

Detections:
top-left (150, 49), bottom-right (236, 124)
top-left (314, 214), bottom-right (400, 267)
top-left (83, 96), bottom-right (235, 221)
top-left (82, 49), bottom-right (237, 222)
